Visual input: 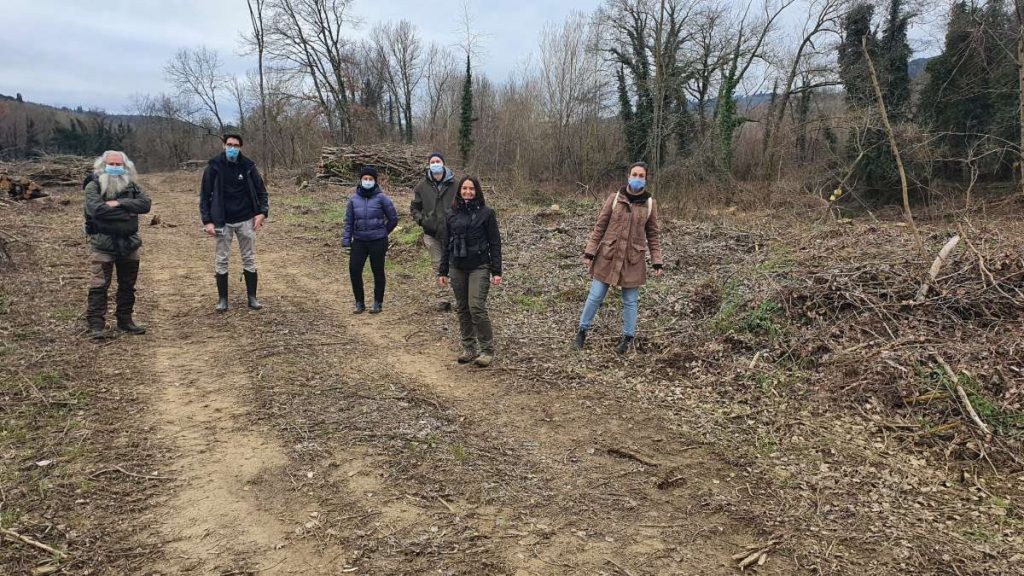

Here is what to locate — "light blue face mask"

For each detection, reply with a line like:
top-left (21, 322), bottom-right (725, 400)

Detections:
top-left (105, 165), bottom-right (126, 177)
top-left (429, 163), bottom-right (444, 174)
top-left (628, 177), bottom-right (646, 191)
top-left (225, 146), bottom-right (240, 161)
top-left (361, 180), bottom-right (376, 190)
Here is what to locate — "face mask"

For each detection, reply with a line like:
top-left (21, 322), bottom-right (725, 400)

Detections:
top-left (429, 163), bottom-right (444, 174)
top-left (225, 146), bottom-right (240, 160)
top-left (628, 177), bottom-right (646, 192)
top-left (361, 180), bottom-right (376, 190)
top-left (105, 165), bottom-right (126, 177)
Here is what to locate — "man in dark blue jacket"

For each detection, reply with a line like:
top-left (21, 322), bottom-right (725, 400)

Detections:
top-left (199, 134), bottom-right (269, 312)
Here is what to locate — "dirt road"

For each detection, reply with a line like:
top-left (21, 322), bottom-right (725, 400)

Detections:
top-left (128, 174), bottom-right (788, 575)
top-left (6, 170), bottom-right (1022, 575)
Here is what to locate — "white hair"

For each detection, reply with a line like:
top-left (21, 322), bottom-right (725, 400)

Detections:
top-left (93, 150), bottom-right (138, 199)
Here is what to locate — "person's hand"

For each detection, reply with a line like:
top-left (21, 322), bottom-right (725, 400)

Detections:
top-left (343, 245), bottom-right (351, 255)
top-left (437, 276), bottom-right (449, 287)
top-left (204, 223), bottom-right (216, 237)
top-left (653, 267), bottom-right (664, 277)
top-left (581, 256), bottom-right (593, 272)
top-left (104, 200), bottom-right (120, 207)
top-left (253, 214), bottom-right (266, 231)
top-left (491, 275), bottom-right (502, 286)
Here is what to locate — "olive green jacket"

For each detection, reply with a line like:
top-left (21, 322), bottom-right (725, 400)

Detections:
top-left (84, 180), bottom-right (151, 255)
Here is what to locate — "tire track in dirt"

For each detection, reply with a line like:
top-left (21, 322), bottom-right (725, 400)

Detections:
top-left (264, 246), bottom-right (794, 575)
top-left (137, 177), bottom-right (346, 575)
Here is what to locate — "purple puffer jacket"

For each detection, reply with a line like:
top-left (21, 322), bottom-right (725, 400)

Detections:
top-left (343, 185), bottom-right (399, 246)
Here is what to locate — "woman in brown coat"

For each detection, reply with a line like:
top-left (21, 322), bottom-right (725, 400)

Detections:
top-left (573, 162), bottom-right (663, 353)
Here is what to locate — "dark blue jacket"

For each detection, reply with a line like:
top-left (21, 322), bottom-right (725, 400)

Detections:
top-left (343, 185), bottom-right (399, 246)
top-left (199, 152), bottom-right (269, 227)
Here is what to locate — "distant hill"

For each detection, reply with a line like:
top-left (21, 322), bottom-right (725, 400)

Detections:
top-left (0, 93), bottom-right (207, 169)
top-left (909, 57), bottom-right (932, 80)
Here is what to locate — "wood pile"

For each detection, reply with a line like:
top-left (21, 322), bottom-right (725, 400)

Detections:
top-left (316, 144), bottom-right (436, 189)
top-left (0, 173), bottom-right (47, 201)
top-left (0, 155), bottom-right (93, 188)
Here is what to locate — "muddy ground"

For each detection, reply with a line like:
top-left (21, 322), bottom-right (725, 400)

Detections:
top-left (1, 171), bottom-right (1022, 575)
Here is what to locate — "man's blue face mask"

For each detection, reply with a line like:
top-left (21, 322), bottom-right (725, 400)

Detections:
top-left (225, 146), bottom-right (240, 160)
top-left (104, 165), bottom-right (126, 176)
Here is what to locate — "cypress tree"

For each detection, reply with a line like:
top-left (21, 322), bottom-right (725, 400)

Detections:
top-left (458, 54), bottom-right (474, 165)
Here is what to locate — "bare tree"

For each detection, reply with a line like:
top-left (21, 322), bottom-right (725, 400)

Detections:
top-left (264, 0), bottom-right (356, 142)
top-left (538, 11), bottom-right (605, 173)
top-left (164, 47), bottom-right (228, 131)
top-left (227, 76), bottom-right (248, 131)
top-left (761, 0), bottom-right (844, 175)
top-left (389, 20), bottom-right (424, 144)
top-left (683, 2), bottom-right (731, 140)
top-left (245, 0), bottom-right (271, 171)
top-left (371, 21), bottom-right (424, 143)
top-left (423, 43), bottom-right (459, 142)
top-left (716, 0), bottom-right (796, 168)
top-left (1017, 0), bottom-right (1023, 193)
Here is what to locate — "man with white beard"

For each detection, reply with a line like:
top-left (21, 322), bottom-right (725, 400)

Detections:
top-left (83, 150), bottom-right (151, 339)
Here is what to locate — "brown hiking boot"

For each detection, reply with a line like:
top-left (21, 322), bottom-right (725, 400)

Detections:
top-left (457, 349), bottom-right (479, 364)
top-left (474, 353), bottom-right (493, 367)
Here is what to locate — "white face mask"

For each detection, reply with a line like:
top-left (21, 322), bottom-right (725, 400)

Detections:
top-left (429, 162), bottom-right (444, 174)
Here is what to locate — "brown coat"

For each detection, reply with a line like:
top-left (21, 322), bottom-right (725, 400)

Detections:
top-left (584, 188), bottom-right (663, 288)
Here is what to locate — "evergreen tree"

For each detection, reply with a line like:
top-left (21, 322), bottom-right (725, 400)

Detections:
top-left (837, 2), bottom-right (877, 109)
top-left (616, 67), bottom-right (641, 161)
top-left (458, 54), bottom-right (474, 165)
top-left (879, 0), bottom-right (913, 120)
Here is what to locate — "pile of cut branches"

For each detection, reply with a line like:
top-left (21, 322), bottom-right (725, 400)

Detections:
top-left (0, 155), bottom-right (93, 188)
top-left (316, 144), bottom-right (436, 188)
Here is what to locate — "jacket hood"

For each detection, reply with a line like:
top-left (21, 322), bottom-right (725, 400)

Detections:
top-left (425, 167), bottom-right (455, 184)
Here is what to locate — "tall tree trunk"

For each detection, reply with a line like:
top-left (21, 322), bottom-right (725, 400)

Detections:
top-left (1018, 13), bottom-right (1024, 194)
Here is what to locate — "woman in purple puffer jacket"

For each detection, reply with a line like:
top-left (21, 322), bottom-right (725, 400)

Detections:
top-left (343, 166), bottom-right (399, 314)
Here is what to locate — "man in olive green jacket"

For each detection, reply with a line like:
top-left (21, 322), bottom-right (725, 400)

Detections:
top-left (411, 152), bottom-right (456, 310)
top-left (83, 151), bottom-right (151, 339)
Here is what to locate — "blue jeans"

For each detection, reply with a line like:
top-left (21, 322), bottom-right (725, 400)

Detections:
top-left (578, 279), bottom-right (639, 337)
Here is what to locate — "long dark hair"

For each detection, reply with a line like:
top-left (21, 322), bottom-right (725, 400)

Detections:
top-left (452, 176), bottom-right (486, 210)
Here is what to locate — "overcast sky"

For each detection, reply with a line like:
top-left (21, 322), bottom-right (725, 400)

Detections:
top-left (0, 0), bottom-right (942, 115)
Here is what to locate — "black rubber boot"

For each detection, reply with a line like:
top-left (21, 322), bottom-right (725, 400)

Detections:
top-left (369, 301), bottom-right (383, 314)
top-left (573, 328), bottom-right (588, 350)
top-left (117, 319), bottom-right (147, 334)
top-left (615, 335), bottom-right (634, 355)
top-left (215, 273), bottom-right (229, 312)
top-left (115, 259), bottom-right (145, 334)
top-left (244, 270), bottom-right (262, 310)
top-left (86, 286), bottom-right (110, 339)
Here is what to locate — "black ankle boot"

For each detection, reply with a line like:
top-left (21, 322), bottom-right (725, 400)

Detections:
top-left (615, 335), bottom-right (634, 354)
top-left (369, 301), bottom-right (382, 314)
top-left (215, 273), bottom-right (229, 312)
top-left (243, 270), bottom-right (262, 310)
top-left (353, 302), bottom-right (366, 314)
top-left (573, 328), bottom-right (588, 350)
top-left (117, 318), bottom-right (147, 334)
